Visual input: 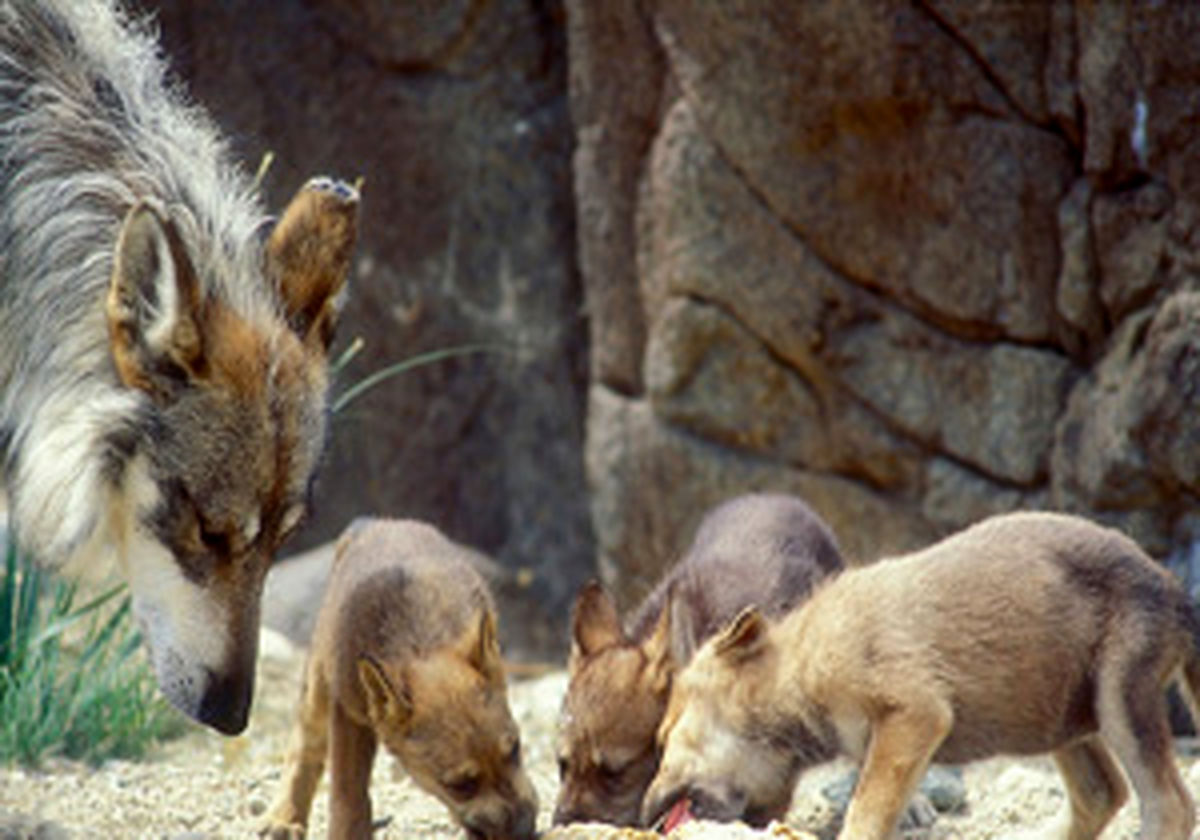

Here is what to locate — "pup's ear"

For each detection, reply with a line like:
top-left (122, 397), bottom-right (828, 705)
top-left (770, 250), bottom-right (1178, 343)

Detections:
top-left (107, 200), bottom-right (204, 395)
top-left (569, 581), bottom-right (623, 673)
top-left (643, 586), bottom-right (678, 695)
top-left (668, 582), bottom-right (698, 667)
top-left (461, 609), bottom-right (504, 684)
top-left (713, 607), bottom-right (769, 663)
top-left (265, 177), bottom-right (359, 351)
top-left (358, 654), bottom-right (412, 726)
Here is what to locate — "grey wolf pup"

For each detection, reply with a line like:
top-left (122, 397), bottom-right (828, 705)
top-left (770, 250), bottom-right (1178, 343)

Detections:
top-left (0, 0), bottom-right (358, 733)
top-left (554, 492), bottom-right (843, 826)
top-left (262, 518), bottom-right (538, 840)
top-left (645, 511), bottom-right (1200, 839)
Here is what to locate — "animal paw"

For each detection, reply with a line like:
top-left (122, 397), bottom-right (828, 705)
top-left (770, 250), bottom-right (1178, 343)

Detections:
top-left (258, 818), bottom-right (306, 840)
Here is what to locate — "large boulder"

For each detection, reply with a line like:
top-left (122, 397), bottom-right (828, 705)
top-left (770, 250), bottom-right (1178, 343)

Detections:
top-left (571, 0), bottom-right (1200, 609)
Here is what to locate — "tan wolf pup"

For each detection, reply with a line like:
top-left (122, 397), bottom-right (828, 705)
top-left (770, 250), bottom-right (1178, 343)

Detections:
top-left (554, 493), bottom-right (843, 827)
top-left (262, 518), bottom-right (538, 840)
top-left (0, 0), bottom-right (358, 733)
top-left (644, 511), bottom-right (1200, 840)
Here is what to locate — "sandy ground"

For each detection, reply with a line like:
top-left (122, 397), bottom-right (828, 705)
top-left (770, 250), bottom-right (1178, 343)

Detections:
top-left (2, 628), bottom-right (1200, 839)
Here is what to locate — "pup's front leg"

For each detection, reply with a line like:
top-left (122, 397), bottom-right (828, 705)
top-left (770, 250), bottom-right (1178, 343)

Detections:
top-left (328, 704), bottom-right (379, 840)
top-left (839, 699), bottom-right (951, 840)
top-left (262, 669), bottom-right (332, 839)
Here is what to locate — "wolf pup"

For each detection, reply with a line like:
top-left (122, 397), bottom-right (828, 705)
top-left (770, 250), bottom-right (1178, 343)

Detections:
top-left (0, 1), bottom-right (358, 733)
top-left (553, 493), bottom-right (843, 827)
top-left (262, 519), bottom-right (538, 840)
top-left (644, 511), bottom-right (1200, 840)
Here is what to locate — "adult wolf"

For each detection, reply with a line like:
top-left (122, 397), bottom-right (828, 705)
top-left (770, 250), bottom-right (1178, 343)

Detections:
top-left (0, 0), bottom-right (358, 734)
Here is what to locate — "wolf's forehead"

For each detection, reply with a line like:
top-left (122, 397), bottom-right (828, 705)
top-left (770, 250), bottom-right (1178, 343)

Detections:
top-left (157, 321), bottom-right (327, 516)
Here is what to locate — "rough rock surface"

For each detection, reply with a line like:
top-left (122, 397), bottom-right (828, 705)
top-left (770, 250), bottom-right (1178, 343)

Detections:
top-left (151, 0), bottom-right (1200, 634)
top-left (569, 0), bottom-right (1200, 608)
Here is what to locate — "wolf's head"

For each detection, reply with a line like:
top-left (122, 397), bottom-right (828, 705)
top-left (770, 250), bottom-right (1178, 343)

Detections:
top-left (642, 607), bottom-right (798, 829)
top-left (358, 610), bottom-right (539, 840)
top-left (553, 582), bottom-right (677, 827)
top-left (101, 177), bottom-right (358, 734)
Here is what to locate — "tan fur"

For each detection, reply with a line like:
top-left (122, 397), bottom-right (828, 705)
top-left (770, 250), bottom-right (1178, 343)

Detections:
top-left (555, 493), bottom-right (842, 827)
top-left (555, 586), bottom-right (675, 826)
top-left (645, 511), bottom-right (1200, 840)
top-left (261, 519), bottom-right (537, 840)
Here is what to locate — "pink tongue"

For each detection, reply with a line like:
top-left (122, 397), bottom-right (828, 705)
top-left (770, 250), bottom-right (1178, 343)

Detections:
top-left (661, 797), bottom-right (694, 834)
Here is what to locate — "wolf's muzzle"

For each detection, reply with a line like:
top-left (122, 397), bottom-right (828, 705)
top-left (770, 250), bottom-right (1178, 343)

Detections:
top-left (195, 665), bottom-right (255, 735)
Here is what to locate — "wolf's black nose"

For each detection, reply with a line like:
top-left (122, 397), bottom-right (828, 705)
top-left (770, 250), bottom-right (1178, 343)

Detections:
top-left (196, 667), bottom-right (254, 735)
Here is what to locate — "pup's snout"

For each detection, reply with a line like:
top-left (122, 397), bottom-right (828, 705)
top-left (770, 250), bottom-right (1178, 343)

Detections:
top-left (510, 800), bottom-right (537, 840)
top-left (641, 782), bottom-right (679, 829)
top-left (464, 799), bottom-right (537, 840)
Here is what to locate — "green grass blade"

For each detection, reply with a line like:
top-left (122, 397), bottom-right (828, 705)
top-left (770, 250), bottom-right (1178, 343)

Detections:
top-left (331, 343), bottom-right (505, 414)
top-left (0, 550), bottom-right (185, 768)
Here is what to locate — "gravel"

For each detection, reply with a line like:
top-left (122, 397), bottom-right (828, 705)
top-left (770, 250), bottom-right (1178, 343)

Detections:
top-left (1, 628), bottom-right (1197, 839)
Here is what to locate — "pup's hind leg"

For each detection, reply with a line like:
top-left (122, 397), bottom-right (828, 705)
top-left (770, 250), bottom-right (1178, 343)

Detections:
top-left (839, 695), bottom-right (953, 840)
top-left (262, 664), bottom-right (333, 838)
top-left (1051, 736), bottom-right (1128, 840)
top-left (1097, 650), bottom-right (1194, 839)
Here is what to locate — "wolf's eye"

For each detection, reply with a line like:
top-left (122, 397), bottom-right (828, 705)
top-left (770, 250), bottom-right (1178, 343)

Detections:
top-left (445, 773), bottom-right (480, 801)
top-left (506, 739), bottom-right (521, 766)
top-left (200, 527), bottom-right (230, 555)
top-left (557, 756), bottom-right (568, 778)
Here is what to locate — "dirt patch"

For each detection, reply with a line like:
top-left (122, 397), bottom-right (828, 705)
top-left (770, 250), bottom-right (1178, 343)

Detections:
top-left (1, 629), bottom-right (1197, 839)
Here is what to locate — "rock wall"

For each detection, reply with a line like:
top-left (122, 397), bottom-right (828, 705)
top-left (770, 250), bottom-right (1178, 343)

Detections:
top-left (154, 0), bottom-right (1200, 645)
top-left (154, 0), bottom-right (593, 653)
top-left (571, 0), bottom-right (1200, 610)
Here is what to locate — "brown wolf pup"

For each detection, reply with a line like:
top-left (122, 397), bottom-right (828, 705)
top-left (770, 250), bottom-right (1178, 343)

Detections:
top-left (0, 0), bottom-right (359, 733)
top-left (553, 493), bottom-right (843, 827)
top-left (644, 511), bottom-right (1200, 840)
top-left (262, 518), bottom-right (538, 840)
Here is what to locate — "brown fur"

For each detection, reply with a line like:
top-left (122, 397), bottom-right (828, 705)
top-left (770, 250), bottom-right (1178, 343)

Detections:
top-left (265, 181), bottom-right (358, 351)
top-left (644, 511), bottom-right (1200, 840)
top-left (261, 519), bottom-right (537, 840)
top-left (554, 493), bottom-right (843, 826)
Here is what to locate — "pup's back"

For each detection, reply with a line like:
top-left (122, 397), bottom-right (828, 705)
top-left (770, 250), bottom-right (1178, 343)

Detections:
top-left (554, 493), bottom-right (843, 826)
top-left (629, 493), bottom-right (843, 647)
top-left (799, 511), bottom-right (1197, 761)
top-left (313, 517), bottom-right (494, 714)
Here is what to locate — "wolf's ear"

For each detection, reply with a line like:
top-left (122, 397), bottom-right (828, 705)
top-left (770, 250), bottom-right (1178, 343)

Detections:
top-left (569, 581), bottom-right (623, 673)
top-left (358, 655), bottom-right (412, 726)
top-left (713, 607), bottom-right (769, 663)
top-left (265, 177), bottom-right (359, 352)
top-left (461, 609), bottom-right (504, 685)
top-left (107, 201), bottom-right (204, 393)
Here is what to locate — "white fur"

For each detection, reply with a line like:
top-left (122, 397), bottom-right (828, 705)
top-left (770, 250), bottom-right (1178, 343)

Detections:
top-left (9, 384), bottom-right (143, 569)
top-left (140, 210), bottom-right (184, 354)
top-left (121, 456), bottom-right (230, 715)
